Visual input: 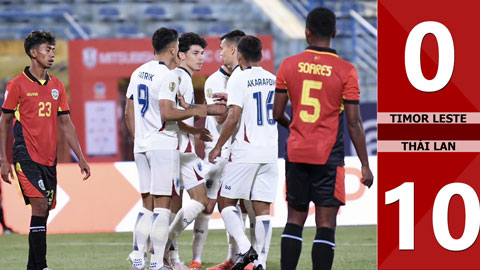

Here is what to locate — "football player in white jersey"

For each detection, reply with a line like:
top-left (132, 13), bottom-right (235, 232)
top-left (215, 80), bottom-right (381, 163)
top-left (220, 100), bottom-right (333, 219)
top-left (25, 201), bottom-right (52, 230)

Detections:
top-left (125, 27), bottom-right (207, 270)
top-left (209, 36), bottom-right (278, 270)
top-left (163, 32), bottom-right (210, 270)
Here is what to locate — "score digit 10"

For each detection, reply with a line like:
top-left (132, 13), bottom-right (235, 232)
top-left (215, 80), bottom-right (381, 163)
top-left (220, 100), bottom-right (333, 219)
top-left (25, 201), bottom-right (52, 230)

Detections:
top-left (386, 182), bottom-right (480, 251)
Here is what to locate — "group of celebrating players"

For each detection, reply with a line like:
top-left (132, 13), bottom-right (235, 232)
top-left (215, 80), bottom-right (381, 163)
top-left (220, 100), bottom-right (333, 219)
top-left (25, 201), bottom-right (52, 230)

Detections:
top-left (0, 6), bottom-right (373, 270)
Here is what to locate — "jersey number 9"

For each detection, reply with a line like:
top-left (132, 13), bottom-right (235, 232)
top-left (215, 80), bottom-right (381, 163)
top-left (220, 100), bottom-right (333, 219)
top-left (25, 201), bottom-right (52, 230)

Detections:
top-left (138, 84), bottom-right (149, 118)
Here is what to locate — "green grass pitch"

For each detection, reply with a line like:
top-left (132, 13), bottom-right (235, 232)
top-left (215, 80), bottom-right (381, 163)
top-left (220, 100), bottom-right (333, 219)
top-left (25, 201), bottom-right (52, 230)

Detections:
top-left (0, 225), bottom-right (376, 269)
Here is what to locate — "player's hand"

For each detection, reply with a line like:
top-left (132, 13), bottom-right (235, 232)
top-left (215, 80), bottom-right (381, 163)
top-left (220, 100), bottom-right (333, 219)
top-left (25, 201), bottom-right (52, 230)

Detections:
top-left (196, 128), bottom-right (213, 142)
top-left (208, 147), bottom-right (221, 164)
top-left (360, 165), bottom-right (373, 188)
top-left (0, 160), bottom-right (13, 184)
top-left (213, 93), bottom-right (228, 105)
top-left (194, 104), bottom-right (208, 118)
top-left (79, 158), bottom-right (91, 181)
top-left (177, 91), bottom-right (190, 109)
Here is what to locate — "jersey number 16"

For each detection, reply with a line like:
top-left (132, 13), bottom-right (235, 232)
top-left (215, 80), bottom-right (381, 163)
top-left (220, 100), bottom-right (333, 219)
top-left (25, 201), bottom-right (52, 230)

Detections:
top-left (253, 90), bottom-right (275, 126)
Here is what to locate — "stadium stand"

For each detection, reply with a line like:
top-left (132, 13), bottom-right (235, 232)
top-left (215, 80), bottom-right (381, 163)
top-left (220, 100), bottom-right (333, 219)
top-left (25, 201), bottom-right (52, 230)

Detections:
top-left (0, 0), bottom-right (376, 101)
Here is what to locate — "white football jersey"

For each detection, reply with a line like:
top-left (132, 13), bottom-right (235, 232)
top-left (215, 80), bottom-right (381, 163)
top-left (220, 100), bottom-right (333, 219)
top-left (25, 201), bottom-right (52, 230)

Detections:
top-left (204, 66), bottom-right (231, 158)
top-left (173, 67), bottom-right (197, 154)
top-left (126, 61), bottom-right (179, 153)
top-left (226, 66), bottom-right (278, 163)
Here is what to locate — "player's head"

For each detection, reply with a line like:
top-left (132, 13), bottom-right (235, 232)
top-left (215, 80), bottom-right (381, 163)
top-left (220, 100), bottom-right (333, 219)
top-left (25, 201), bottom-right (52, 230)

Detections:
top-left (24, 30), bottom-right (56, 69)
top-left (219, 30), bottom-right (245, 69)
top-left (152, 27), bottom-right (179, 68)
top-left (305, 7), bottom-right (337, 44)
top-left (237, 35), bottom-right (262, 69)
top-left (178, 32), bottom-right (207, 73)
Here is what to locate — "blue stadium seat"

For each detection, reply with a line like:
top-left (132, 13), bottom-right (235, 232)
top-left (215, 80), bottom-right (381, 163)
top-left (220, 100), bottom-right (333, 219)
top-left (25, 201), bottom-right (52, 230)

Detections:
top-left (208, 23), bottom-right (230, 35)
top-left (144, 6), bottom-right (171, 21)
top-left (191, 5), bottom-right (214, 21)
top-left (116, 24), bottom-right (141, 38)
top-left (0, 6), bottom-right (27, 22)
top-left (164, 24), bottom-right (185, 34)
top-left (98, 6), bottom-right (124, 22)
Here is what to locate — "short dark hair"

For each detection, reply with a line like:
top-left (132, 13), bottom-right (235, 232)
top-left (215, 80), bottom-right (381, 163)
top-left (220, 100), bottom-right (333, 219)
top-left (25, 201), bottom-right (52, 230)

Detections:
top-left (179, 32), bottom-right (207, 53)
top-left (237, 35), bottom-right (262, 62)
top-left (24, 30), bottom-right (56, 58)
top-left (220, 30), bottom-right (246, 45)
top-left (152, 27), bottom-right (178, 53)
top-left (306, 7), bottom-right (336, 38)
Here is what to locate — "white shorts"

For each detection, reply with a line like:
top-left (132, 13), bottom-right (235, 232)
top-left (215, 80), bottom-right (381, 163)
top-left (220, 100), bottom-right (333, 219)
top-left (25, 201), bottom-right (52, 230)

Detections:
top-left (202, 155), bottom-right (229, 199)
top-left (134, 149), bottom-right (180, 196)
top-left (220, 162), bottom-right (278, 203)
top-left (180, 153), bottom-right (206, 190)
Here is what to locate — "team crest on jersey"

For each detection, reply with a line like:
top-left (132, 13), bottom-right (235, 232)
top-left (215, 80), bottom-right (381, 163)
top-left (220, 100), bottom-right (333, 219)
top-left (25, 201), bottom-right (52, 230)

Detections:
top-left (51, 89), bottom-right (59, 100)
top-left (206, 88), bottom-right (212, 98)
top-left (38, 179), bottom-right (46, 191)
top-left (169, 82), bottom-right (176, 92)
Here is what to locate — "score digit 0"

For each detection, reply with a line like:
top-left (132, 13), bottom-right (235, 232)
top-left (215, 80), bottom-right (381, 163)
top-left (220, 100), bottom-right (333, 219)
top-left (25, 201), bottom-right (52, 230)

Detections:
top-left (385, 182), bottom-right (480, 251)
top-left (404, 21), bottom-right (455, 92)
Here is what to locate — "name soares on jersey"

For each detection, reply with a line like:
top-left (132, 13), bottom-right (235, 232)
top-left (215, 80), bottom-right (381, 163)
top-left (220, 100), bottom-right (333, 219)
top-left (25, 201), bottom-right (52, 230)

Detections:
top-left (247, 78), bottom-right (275, 87)
top-left (298, 62), bottom-right (333, 76)
top-left (138, 71), bottom-right (154, 81)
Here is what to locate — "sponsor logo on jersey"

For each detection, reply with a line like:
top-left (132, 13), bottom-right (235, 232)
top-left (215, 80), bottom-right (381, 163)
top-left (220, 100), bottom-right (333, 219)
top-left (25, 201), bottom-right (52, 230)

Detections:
top-left (27, 92), bottom-right (38, 97)
top-left (169, 82), bottom-right (176, 92)
top-left (197, 162), bottom-right (202, 172)
top-left (51, 89), bottom-right (59, 100)
top-left (38, 179), bottom-right (46, 191)
top-left (206, 88), bottom-right (212, 98)
top-left (82, 47), bottom-right (98, 69)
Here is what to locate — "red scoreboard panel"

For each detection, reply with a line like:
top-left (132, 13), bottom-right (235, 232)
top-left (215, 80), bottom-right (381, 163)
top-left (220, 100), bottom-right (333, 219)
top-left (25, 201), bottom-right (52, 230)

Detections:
top-left (378, 1), bottom-right (480, 269)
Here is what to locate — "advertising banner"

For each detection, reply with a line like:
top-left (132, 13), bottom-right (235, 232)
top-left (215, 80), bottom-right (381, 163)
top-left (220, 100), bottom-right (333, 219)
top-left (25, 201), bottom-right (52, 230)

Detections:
top-left (1, 157), bottom-right (376, 234)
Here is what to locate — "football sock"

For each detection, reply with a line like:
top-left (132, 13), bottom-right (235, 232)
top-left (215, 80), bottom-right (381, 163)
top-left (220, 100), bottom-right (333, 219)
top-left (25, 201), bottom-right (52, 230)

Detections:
top-left (168, 212), bottom-right (180, 264)
top-left (169, 200), bottom-right (205, 240)
top-left (226, 231), bottom-right (237, 262)
top-left (150, 208), bottom-right (170, 270)
top-left (312, 227), bottom-right (335, 270)
top-left (132, 207), bottom-right (153, 264)
top-left (255, 215), bottom-right (272, 268)
top-left (192, 212), bottom-right (211, 263)
top-left (281, 223), bottom-right (303, 270)
top-left (243, 200), bottom-right (257, 248)
top-left (221, 206), bottom-right (251, 254)
top-left (30, 216), bottom-right (47, 270)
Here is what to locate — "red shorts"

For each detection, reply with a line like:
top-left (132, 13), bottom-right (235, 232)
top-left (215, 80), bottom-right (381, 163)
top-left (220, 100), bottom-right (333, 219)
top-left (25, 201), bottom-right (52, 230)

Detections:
top-left (16, 160), bottom-right (57, 210)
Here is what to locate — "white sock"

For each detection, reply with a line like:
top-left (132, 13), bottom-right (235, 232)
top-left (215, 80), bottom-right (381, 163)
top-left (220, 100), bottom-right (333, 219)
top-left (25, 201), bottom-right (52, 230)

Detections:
top-left (226, 231), bottom-right (237, 262)
top-left (255, 215), bottom-right (272, 268)
top-left (150, 208), bottom-right (170, 270)
top-left (244, 200), bottom-right (257, 248)
top-left (131, 207), bottom-right (153, 267)
top-left (169, 200), bottom-right (205, 240)
top-left (168, 212), bottom-right (180, 264)
top-left (192, 212), bottom-right (211, 263)
top-left (221, 206), bottom-right (251, 254)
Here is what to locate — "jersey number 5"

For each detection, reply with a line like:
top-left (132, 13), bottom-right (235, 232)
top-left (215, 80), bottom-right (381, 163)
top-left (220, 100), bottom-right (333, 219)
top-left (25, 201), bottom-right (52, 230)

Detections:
top-left (300, 80), bottom-right (322, 123)
top-left (38, 102), bottom-right (52, 117)
top-left (253, 90), bottom-right (275, 126)
top-left (138, 84), bottom-right (149, 117)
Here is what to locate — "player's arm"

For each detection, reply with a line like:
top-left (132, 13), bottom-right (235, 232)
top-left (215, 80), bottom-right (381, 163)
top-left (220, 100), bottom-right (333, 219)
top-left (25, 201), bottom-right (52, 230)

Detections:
top-left (208, 105), bottom-right (241, 163)
top-left (178, 91), bottom-right (227, 117)
top-left (125, 97), bottom-right (135, 140)
top-left (345, 103), bottom-right (373, 188)
top-left (178, 121), bottom-right (213, 142)
top-left (0, 112), bottom-right (13, 184)
top-left (273, 89), bottom-right (291, 128)
top-left (160, 99), bottom-right (207, 121)
top-left (58, 114), bottom-right (91, 180)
